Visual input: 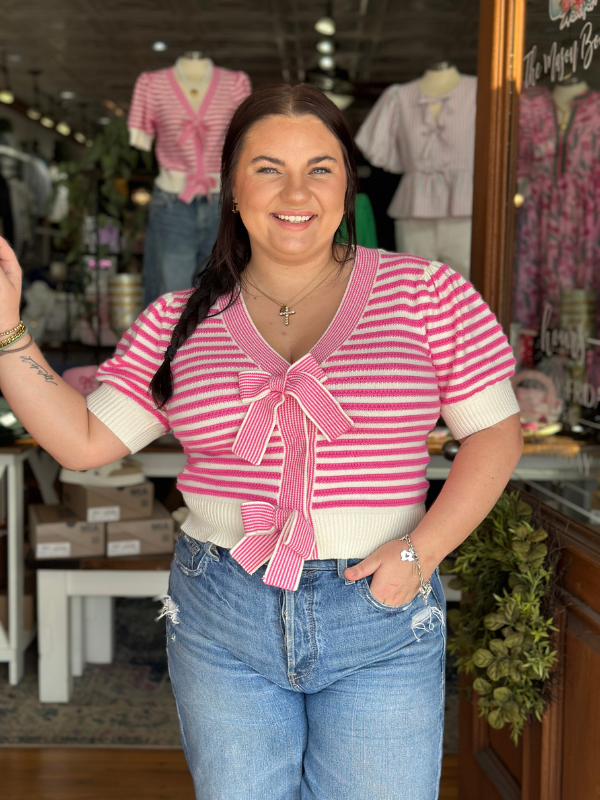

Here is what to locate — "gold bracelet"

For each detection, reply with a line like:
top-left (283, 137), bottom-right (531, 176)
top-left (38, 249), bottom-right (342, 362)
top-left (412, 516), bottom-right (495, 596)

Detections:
top-left (0, 321), bottom-right (24, 338)
top-left (0, 323), bottom-right (27, 349)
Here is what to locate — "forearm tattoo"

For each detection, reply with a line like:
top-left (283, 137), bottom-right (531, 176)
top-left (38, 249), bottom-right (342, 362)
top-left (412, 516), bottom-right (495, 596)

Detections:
top-left (20, 356), bottom-right (58, 386)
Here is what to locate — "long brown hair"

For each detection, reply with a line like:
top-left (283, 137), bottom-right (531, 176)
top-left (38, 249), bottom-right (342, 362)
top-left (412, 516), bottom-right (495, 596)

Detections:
top-left (150, 83), bottom-right (358, 408)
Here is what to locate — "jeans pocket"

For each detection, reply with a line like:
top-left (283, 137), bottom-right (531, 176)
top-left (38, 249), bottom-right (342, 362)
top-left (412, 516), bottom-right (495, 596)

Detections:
top-left (173, 533), bottom-right (215, 577)
top-left (358, 575), bottom-right (421, 613)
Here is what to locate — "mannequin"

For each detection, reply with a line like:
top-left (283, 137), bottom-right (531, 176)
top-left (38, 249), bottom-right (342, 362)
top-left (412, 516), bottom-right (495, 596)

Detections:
top-left (552, 76), bottom-right (590, 130)
top-left (355, 61), bottom-right (476, 279)
top-left (174, 51), bottom-right (213, 112)
top-left (418, 62), bottom-right (462, 122)
top-left (128, 52), bottom-right (251, 304)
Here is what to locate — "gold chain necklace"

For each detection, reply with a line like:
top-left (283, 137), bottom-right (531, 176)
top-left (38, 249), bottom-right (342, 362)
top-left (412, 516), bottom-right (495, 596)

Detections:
top-left (242, 263), bottom-right (341, 325)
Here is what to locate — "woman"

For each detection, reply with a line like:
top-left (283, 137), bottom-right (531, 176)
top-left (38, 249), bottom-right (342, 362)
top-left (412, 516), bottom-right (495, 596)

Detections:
top-left (0, 85), bottom-right (522, 799)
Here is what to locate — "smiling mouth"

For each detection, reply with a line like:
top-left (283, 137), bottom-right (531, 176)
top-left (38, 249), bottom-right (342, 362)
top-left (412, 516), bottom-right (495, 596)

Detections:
top-left (272, 213), bottom-right (316, 223)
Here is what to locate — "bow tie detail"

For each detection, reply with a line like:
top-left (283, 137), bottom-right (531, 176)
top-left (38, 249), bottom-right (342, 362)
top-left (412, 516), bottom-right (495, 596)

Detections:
top-left (230, 502), bottom-right (317, 591)
top-left (178, 117), bottom-right (210, 148)
top-left (232, 353), bottom-right (354, 466)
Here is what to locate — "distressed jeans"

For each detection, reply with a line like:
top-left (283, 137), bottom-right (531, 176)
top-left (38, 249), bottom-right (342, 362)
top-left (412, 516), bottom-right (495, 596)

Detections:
top-left (165, 533), bottom-right (446, 800)
top-left (143, 186), bottom-right (220, 306)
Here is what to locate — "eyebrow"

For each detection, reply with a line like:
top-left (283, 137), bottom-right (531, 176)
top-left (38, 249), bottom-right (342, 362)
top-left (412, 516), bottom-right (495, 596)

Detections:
top-left (250, 154), bottom-right (337, 166)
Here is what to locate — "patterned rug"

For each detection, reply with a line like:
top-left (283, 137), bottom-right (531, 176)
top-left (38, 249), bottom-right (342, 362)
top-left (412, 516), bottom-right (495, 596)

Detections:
top-left (0, 598), bottom-right (459, 750)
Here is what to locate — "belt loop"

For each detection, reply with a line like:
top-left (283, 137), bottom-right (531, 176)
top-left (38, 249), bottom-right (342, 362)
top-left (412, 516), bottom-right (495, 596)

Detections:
top-left (337, 558), bottom-right (356, 584)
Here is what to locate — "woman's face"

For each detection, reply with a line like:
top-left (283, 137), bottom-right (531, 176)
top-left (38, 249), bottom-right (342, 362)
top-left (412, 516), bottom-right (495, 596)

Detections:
top-left (232, 114), bottom-right (347, 264)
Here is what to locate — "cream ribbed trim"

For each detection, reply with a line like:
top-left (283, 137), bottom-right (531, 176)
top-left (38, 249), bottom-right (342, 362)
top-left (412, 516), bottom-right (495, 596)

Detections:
top-left (441, 378), bottom-right (520, 440)
top-left (180, 493), bottom-right (426, 559)
top-left (86, 383), bottom-right (167, 453)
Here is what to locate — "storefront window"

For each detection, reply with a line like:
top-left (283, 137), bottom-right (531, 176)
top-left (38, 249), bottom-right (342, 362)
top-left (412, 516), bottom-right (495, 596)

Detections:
top-left (512, 0), bottom-right (600, 526)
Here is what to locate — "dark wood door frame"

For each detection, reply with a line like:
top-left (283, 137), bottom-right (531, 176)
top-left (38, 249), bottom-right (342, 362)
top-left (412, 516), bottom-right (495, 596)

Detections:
top-left (471, 0), bottom-right (525, 331)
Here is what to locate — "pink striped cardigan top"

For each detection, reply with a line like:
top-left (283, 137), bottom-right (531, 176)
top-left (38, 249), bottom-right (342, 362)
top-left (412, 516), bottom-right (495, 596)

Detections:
top-left (87, 247), bottom-right (519, 590)
top-left (128, 63), bottom-right (251, 202)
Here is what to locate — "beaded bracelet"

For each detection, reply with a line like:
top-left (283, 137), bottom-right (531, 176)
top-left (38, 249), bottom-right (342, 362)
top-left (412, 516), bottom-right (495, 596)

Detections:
top-left (0, 334), bottom-right (33, 356)
top-left (0, 322), bottom-right (26, 349)
top-left (0, 325), bottom-right (27, 349)
top-left (398, 533), bottom-right (433, 602)
top-left (0, 321), bottom-right (24, 338)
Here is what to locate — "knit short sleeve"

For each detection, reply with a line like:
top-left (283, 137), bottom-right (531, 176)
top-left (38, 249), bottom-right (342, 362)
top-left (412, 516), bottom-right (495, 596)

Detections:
top-left (422, 263), bottom-right (519, 440)
top-left (232, 70), bottom-right (252, 106)
top-left (127, 72), bottom-right (156, 149)
top-left (355, 85), bottom-right (404, 174)
top-left (86, 296), bottom-right (173, 453)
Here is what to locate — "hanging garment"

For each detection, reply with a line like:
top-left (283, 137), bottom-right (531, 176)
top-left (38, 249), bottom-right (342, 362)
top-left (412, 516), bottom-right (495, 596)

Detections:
top-left (8, 177), bottom-right (34, 259)
top-left (22, 157), bottom-right (53, 218)
top-left (0, 173), bottom-right (14, 245)
top-left (355, 76), bottom-right (477, 221)
top-left (513, 87), bottom-right (600, 332)
top-left (338, 193), bottom-right (378, 248)
top-left (128, 62), bottom-right (251, 202)
top-left (394, 217), bottom-right (472, 279)
top-left (143, 186), bottom-right (220, 306)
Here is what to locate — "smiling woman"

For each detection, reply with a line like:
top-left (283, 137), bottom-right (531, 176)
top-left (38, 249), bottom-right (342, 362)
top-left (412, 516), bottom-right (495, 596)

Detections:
top-left (0, 83), bottom-right (522, 800)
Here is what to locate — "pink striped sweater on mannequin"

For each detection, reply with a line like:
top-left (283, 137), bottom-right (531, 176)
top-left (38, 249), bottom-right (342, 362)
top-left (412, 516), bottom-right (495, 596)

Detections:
top-left (87, 247), bottom-right (519, 590)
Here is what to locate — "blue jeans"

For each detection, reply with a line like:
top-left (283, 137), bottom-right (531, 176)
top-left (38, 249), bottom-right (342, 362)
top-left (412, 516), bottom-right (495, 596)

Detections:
top-left (166, 534), bottom-right (447, 800)
top-left (143, 187), bottom-right (220, 306)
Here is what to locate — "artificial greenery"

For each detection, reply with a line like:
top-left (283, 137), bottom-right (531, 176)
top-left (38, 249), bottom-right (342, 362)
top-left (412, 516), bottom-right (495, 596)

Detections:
top-left (445, 491), bottom-right (559, 744)
top-left (54, 118), bottom-right (153, 286)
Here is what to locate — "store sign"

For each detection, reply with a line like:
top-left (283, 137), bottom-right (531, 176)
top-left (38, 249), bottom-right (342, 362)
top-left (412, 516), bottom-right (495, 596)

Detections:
top-left (549, 0), bottom-right (598, 29)
top-left (524, 21), bottom-right (600, 87)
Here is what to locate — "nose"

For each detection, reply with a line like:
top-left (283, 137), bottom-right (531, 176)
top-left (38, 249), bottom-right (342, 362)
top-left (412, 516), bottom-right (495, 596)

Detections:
top-left (278, 171), bottom-right (312, 205)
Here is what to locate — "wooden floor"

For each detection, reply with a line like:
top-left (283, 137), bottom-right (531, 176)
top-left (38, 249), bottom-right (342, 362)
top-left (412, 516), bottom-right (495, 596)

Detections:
top-left (0, 749), bottom-right (458, 799)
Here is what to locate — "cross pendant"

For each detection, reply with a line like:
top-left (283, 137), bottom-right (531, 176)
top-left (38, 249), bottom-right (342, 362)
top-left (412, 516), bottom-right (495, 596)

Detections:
top-left (279, 305), bottom-right (295, 325)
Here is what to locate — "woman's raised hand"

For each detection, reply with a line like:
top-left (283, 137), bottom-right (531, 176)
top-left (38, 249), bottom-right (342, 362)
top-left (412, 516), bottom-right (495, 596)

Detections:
top-left (0, 237), bottom-right (22, 331)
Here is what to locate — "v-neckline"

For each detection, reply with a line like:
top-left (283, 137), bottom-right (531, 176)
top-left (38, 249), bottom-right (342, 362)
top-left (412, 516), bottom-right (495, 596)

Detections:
top-left (219, 246), bottom-right (379, 374)
top-left (167, 63), bottom-right (218, 118)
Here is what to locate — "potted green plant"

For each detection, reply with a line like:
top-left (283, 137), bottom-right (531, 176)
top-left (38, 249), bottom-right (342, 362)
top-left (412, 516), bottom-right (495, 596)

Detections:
top-left (444, 491), bottom-right (559, 744)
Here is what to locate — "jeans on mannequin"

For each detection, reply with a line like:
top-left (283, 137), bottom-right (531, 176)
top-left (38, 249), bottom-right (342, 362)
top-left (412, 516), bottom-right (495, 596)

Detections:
top-left (394, 217), bottom-right (472, 280)
top-left (143, 186), bottom-right (221, 307)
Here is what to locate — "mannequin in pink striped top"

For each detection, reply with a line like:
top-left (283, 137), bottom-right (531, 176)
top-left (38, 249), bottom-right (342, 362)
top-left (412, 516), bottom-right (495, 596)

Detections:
top-left (0, 85), bottom-right (522, 799)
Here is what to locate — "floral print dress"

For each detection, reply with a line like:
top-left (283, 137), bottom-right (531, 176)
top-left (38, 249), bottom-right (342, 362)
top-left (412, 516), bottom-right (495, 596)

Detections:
top-left (513, 87), bottom-right (600, 332)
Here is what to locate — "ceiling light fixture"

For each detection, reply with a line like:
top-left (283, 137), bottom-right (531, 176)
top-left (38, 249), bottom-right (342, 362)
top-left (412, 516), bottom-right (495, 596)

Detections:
top-left (316, 40), bottom-right (335, 54)
top-left (60, 90), bottom-right (76, 100)
top-left (56, 121), bottom-right (71, 136)
top-left (28, 70), bottom-right (43, 122)
top-left (318, 55), bottom-right (336, 70)
top-left (74, 131), bottom-right (86, 144)
top-left (0, 56), bottom-right (14, 104)
top-left (152, 41), bottom-right (168, 52)
top-left (315, 16), bottom-right (335, 36)
top-left (40, 116), bottom-right (55, 128)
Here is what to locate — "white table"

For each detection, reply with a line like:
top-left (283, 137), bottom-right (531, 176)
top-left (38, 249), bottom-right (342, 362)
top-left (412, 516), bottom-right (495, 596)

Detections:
top-left (0, 446), bottom-right (56, 686)
top-left (37, 569), bottom-right (169, 703)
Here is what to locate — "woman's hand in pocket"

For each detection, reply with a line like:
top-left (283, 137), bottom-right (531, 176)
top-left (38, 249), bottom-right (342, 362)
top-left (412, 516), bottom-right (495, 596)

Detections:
top-left (343, 539), bottom-right (424, 607)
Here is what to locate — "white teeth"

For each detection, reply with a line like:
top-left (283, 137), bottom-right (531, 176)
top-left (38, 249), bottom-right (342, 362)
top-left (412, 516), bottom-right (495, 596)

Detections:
top-left (274, 214), bottom-right (312, 223)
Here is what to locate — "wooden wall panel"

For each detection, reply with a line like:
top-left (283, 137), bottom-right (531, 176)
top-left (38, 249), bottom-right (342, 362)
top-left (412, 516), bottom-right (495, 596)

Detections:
top-left (561, 617), bottom-right (600, 799)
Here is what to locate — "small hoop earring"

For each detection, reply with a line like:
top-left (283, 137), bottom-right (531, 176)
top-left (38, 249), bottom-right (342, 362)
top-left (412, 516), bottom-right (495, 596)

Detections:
top-left (232, 202), bottom-right (239, 213)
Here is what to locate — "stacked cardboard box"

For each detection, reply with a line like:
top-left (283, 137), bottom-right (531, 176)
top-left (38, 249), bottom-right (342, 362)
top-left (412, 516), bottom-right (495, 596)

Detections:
top-left (30, 480), bottom-right (175, 559)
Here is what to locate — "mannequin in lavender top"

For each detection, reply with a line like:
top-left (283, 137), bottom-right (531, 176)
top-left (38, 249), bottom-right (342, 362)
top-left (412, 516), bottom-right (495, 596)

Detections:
top-left (393, 61), bottom-right (474, 279)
